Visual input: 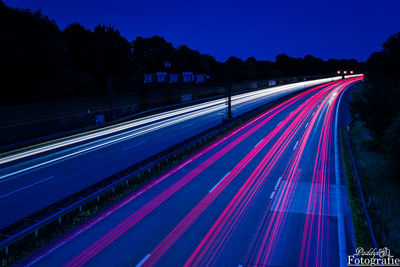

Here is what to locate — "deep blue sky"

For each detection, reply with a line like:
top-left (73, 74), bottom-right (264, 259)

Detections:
top-left (4, 0), bottom-right (400, 62)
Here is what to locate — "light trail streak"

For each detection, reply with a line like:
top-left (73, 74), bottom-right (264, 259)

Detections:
top-left (183, 79), bottom-right (345, 267)
top-left (25, 81), bottom-right (316, 266)
top-left (244, 77), bottom-right (362, 267)
top-left (62, 80), bottom-right (339, 267)
top-left (1, 77), bottom-right (343, 165)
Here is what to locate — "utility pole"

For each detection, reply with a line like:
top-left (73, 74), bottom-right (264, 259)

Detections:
top-left (225, 76), bottom-right (232, 120)
top-left (107, 76), bottom-right (116, 119)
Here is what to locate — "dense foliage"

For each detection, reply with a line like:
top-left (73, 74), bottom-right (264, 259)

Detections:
top-left (1, 1), bottom-right (361, 106)
top-left (351, 31), bottom-right (400, 162)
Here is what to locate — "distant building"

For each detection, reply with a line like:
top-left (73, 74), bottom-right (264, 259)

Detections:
top-left (182, 72), bottom-right (194, 83)
top-left (144, 72), bottom-right (208, 84)
top-left (156, 72), bottom-right (168, 83)
top-left (144, 74), bottom-right (155, 83)
top-left (195, 74), bottom-right (207, 83)
top-left (169, 74), bottom-right (179, 83)
top-left (268, 79), bottom-right (276, 86)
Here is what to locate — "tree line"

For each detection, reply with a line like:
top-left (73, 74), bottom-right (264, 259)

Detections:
top-left (351, 31), bottom-right (400, 163)
top-left (1, 1), bottom-right (361, 106)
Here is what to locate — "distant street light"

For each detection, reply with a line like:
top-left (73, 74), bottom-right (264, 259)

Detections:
top-left (350, 70), bottom-right (354, 74)
top-left (343, 70), bottom-right (347, 74)
top-left (337, 70), bottom-right (341, 75)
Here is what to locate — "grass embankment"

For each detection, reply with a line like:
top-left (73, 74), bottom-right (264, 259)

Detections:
top-left (341, 121), bottom-right (400, 254)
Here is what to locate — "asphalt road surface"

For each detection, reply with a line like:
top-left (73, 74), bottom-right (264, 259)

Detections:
top-left (0, 77), bottom-right (346, 229)
top-left (23, 76), bottom-right (362, 266)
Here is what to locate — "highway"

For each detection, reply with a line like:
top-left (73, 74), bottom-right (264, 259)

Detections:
top-left (0, 77), bottom-right (345, 229)
top-left (22, 76), bottom-right (361, 266)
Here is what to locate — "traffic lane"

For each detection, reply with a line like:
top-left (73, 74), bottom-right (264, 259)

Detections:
top-left (249, 108), bottom-right (338, 266)
top-left (162, 87), bottom-right (330, 266)
top-left (0, 101), bottom-right (226, 176)
top-left (171, 81), bottom-right (358, 266)
top-left (0, 114), bottom-right (222, 228)
top-left (1, 79), bottom-right (305, 175)
top-left (140, 82), bottom-right (336, 266)
top-left (34, 102), bottom-right (298, 267)
top-left (2, 75), bottom-right (342, 168)
top-left (0, 77), bottom-right (319, 166)
top-left (88, 135), bottom-right (281, 267)
top-left (24, 83), bottom-right (318, 266)
top-left (0, 81), bottom-right (301, 185)
top-left (0, 79), bottom-right (323, 228)
top-left (244, 81), bottom-right (357, 267)
top-left (23, 93), bottom-right (294, 266)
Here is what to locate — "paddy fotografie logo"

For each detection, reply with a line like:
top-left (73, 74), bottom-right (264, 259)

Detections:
top-left (348, 247), bottom-right (400, 266)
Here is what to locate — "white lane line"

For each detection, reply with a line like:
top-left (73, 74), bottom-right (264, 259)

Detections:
top-left (179, 123), bottom-right (194, 129)
top-left (121, 141), bottom-right (147, 151)
top-left (334, 87), bottom-right (347, 267)
top-left (289, 110), bottom-right (294, 115)
top-left (270, 191), bottom-right (275, 200)
top-left (254, 139), bottom-right (264, 148)
top-left (305, 122), bottom-right (309, 128)
top-left (209, 172), bottom-right (230, 193)
top-left (274, 177), bottom-right (282, 191)
top-left (276, 121), bottom-right (282, 126)
top-left (136, 254), bottom-right (151, 267)
top-left (293, 140), bottom-right (299, 150)
top-left (0, 176), bottom-right (55, 199)
top-left (312, 111), bottom-right (315, 115)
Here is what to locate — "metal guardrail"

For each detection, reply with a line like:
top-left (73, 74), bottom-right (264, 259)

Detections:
top-left (0, 86), bottom-right (312, 255)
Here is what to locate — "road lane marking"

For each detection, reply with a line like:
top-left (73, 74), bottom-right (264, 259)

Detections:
top-left (312, 111), bottom-right (315, 115)
top-left (269, 191), bottom-right (275, 200)
top-left (293, 140), bottom-right (299, 150)
top-left (136, 254), bottom-right (151, 267)
top-left (276, 121), bottom-right (282, 126)
top-left (334, 86), bottom-right (347, 267)
top-left (274, 177), bottom-right (282, 191)
top-left (121, 141), bottom-right (147, 151)
top-left (254, 139), bottom-right (264, 148)
top-left (305, 122), bottom-right (309, 128)
top-left (179, 123), bottom-right (194, 129)
top-left (209, 172), bottom-right (230, 193)
top-left (0, 176), bottom-right (55, 199)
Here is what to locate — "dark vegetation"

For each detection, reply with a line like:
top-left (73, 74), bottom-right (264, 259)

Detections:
top-left (351, 31), bottom-right (400, 167)
top-left (0, 0), bottom-right (361, 106)
top-left (349, 31), bottom-right (400, 252)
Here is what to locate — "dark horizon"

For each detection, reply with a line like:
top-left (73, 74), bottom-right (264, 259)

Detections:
top-left (4, 0), bottom-right (400, 62)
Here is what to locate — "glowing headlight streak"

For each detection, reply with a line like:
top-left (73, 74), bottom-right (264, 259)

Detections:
top-left (25, 81), bottom-right (319, 267)
top-left (0, 77), bottom-right (346, 166)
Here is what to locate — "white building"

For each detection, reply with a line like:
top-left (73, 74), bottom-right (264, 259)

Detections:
top-left (169, 74), bottom-right (179, 83)
top-left (156, 72), bottom-right (168, 83)
top-left (195, 74), bottom-right (207, 83)
top-left (144, 74), bottom-right (155, 83)
top-left (182, 72), bottom-right (194, 83)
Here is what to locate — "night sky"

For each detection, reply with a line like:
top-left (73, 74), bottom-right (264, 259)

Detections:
top-left (4, 0), bottom-right (400, 62)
